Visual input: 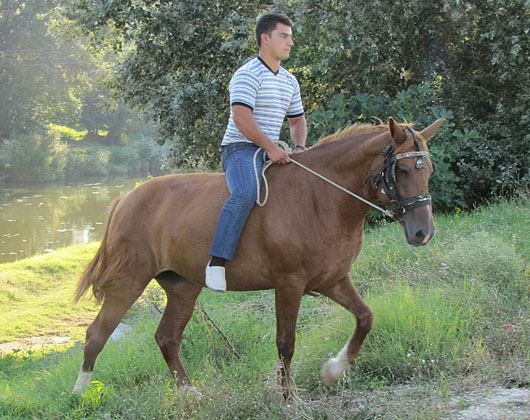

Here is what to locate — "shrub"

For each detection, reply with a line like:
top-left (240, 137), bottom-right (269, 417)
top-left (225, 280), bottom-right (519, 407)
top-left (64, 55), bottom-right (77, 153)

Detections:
top-left (65, 147), bottom-right (110, 178)
top-left (0, 131), bottom-right (68, 183)
top-left (306, 84), bottom-right (465, 211)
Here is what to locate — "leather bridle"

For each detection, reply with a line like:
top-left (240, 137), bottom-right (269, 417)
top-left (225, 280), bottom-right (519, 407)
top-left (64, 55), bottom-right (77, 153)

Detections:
top-left (367, 127), bottom-right (433, 219)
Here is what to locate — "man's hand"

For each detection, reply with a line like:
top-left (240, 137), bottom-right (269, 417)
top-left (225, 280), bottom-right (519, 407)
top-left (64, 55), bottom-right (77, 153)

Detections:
top-left (266, 144), bottom-right (291, 164)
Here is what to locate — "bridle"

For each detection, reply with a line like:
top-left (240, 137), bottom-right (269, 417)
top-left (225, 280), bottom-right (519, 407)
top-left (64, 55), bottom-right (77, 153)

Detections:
top-left (367, 127), bottom-right (432, 218)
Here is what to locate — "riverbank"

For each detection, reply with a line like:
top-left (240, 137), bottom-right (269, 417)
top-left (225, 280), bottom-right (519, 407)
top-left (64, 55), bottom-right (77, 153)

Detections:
top-left (0, 196), bottom-right (528, 419)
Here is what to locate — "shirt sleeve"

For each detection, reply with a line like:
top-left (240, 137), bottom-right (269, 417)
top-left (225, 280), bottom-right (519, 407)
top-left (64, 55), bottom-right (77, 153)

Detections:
top-left (287, 77), bottom-right (304, 118)
top-left (229, 68), bottom-right (260, 111)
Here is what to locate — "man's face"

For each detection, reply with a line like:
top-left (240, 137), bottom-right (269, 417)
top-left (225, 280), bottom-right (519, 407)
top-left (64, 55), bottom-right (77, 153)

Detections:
top-left (264, 23), bottom-right (294, 60)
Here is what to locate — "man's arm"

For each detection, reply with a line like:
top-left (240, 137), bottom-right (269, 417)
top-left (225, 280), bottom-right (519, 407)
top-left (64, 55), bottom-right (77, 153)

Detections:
top-left (289, 114), bottom-right (307, 152)
top-left (232, 105), bottom-right (290, 164)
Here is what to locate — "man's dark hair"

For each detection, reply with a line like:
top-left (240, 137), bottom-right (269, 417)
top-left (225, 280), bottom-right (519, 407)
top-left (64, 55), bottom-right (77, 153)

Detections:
top-left (256, 13), bottom-right (293, 48)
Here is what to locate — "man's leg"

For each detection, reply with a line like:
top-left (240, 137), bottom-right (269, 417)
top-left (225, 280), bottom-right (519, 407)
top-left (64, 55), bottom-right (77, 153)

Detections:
top-left (206, 143), bottom-right (265, 291)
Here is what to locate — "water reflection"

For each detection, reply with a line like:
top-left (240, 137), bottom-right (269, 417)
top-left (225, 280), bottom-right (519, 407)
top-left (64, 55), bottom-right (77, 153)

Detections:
top-left (0, 179), bottom-right (139, 263)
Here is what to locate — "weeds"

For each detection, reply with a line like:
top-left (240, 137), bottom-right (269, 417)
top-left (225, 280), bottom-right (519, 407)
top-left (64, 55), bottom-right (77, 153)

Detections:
top-left (0, 197), bottom-right (528, 419)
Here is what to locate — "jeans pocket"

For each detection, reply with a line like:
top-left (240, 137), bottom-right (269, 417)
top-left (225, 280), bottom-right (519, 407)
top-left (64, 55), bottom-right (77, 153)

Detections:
top-left (221, 143), bottom-right (258, 171)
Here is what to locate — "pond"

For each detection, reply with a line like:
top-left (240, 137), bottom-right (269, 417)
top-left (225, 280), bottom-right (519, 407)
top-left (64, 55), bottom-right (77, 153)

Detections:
top-left (0, 178), bottom-right (141, 264)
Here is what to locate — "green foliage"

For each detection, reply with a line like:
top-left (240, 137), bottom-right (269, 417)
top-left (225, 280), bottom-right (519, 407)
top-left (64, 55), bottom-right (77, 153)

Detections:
top-left (0, 130), bottom-right (167, 183)
top-left (46, 123), bottom-right (87, 142)
top-left (58, 0), bottom-right (530, 209)
top-left (64, 139), bottom-right (168, 180)
top-left (65, 147), bottom-right (110, 178)
top-left (0, 0), bottom-right (72, 139)
top-left (0, 131), bottom-right (68, 183)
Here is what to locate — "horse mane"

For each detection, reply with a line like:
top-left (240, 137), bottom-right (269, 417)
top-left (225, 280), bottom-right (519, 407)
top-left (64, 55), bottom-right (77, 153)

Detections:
top-left (313, 121), bottom-right (414, 147)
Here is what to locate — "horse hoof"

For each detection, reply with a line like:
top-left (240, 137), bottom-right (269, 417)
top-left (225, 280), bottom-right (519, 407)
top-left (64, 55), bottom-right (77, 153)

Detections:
top-left (179, 384), bottom-right (202, 397)
top-left (72, 369), bottom-right (93, 394)
top-left (320, 358), bottom-right (347, 386)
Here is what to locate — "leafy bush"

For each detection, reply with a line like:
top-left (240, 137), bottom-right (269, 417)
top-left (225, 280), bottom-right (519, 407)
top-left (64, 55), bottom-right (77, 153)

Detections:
top-left (0, 131), bottom-right (68, 183)
top-left (108, 146), bottom-right (139, 176)
top-left (456, 93), bottom-right (530, 202)
top-left (134, 135), bottom-right (169, 176)
top-left (65, 148), bottom-right (110, 178)
top-left (307, 84), bottom-right (465, 211)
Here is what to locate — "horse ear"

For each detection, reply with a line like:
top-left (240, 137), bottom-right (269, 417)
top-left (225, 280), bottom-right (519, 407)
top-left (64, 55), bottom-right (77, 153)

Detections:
top-left (388, 117), bottom-right (407, 144)
top-left (420, 118), bottom-right (446, 142)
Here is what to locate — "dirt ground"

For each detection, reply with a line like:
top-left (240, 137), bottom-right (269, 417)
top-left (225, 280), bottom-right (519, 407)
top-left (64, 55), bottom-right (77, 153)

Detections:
top-left (448, 387), bottom-right (530, 420)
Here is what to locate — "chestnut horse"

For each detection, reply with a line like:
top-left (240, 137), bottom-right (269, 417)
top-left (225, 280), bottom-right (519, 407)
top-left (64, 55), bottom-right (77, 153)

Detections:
top-left (72, 118), bottom-right (444, 396)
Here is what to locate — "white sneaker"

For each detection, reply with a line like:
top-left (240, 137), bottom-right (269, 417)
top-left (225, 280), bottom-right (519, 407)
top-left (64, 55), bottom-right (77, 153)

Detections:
top-left (205, 262), bottom-right (226, 292)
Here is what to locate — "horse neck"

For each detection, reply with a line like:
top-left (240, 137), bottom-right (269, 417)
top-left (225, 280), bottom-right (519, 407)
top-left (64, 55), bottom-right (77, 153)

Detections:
top-left (296, 130), bottom-right (389, 224)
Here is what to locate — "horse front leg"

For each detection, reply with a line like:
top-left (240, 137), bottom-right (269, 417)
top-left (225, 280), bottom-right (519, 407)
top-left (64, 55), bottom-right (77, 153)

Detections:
top-left (317, 275), bottom-right (373, 385)
top-left (274, 284), bottom-right (304, 399)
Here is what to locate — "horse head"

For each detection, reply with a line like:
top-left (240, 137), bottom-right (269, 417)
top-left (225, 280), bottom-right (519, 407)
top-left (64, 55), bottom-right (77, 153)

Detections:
top-left (372, 117), bottom-right (445, 246)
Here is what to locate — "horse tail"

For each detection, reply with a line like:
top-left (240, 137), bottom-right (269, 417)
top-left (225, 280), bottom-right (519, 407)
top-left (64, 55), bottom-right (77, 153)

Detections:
top-left (74, 197), bottom-right (122, 304)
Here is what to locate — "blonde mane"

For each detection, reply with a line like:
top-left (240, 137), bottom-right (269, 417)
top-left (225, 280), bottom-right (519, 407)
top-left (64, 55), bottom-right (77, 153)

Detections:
top-left (315, 123), bottom-right (387, 146)
top-left (314, 121), bottom-right (415, 147)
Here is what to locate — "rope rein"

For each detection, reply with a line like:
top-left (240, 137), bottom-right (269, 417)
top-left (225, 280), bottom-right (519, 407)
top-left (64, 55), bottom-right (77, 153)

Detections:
top-left (253, 142), bottom-right (395, 218)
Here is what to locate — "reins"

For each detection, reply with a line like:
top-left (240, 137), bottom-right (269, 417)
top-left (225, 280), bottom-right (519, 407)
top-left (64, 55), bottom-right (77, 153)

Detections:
top-left (253, 128), bottom-right (432, 220)
top-left (253, 142), bottom-right (394, 217)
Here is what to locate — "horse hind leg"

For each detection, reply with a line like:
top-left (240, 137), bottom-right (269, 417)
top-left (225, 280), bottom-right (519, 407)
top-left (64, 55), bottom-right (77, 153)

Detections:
top-left (154, 271), bottom-right (202, 389)
top-left (73, 279), bottom-right (150, 393)
top-left (317, 275), bottom-right (373, 385)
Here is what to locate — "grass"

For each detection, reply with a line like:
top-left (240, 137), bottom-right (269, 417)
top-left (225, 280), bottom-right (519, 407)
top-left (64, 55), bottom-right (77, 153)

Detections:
top-left (0, 195), bottom-right (529, 419)
top-left (0, 244), bottom-right (100, 343)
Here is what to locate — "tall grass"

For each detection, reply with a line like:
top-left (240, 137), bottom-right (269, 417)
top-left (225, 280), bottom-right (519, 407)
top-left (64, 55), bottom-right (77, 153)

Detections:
top-left (0, 195), bottom-right (528, 419)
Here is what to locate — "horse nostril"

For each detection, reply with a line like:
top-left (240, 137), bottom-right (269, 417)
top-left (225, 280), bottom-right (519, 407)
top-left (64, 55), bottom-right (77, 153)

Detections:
top-left (415, 230), bottom-right (425, 239)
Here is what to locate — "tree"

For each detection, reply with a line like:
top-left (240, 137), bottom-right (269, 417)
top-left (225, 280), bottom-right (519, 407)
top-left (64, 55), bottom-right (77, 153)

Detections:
top-left (60, 0), bottom-right (284, 166)
top-left (0, 0), bottom-right (77, 140)
top-left (59, 0), bottom-right (530, 205)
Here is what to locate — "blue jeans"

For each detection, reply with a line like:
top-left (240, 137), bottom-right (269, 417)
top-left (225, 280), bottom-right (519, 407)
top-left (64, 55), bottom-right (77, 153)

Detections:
top-left (210, 143), bottom-right (266, 261)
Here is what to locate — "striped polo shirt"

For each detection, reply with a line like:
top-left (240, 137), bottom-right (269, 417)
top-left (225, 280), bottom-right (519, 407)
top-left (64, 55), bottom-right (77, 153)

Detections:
top-left (221, 56), bottom-right (304, 145)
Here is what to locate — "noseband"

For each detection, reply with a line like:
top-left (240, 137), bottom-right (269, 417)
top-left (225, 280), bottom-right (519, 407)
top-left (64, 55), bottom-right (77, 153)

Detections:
top-left (368, 127), bottom-right (432, 218)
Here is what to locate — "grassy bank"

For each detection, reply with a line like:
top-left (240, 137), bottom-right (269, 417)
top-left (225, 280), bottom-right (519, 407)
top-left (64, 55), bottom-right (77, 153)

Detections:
top-left (0, 196), bottom-right (529, 419)
top-left (0, 244), bottom-right (100, 343)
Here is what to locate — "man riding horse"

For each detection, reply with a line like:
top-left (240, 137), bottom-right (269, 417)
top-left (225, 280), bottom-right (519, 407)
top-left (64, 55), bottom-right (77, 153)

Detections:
top-left (206, 13), bottom-right (307, 292)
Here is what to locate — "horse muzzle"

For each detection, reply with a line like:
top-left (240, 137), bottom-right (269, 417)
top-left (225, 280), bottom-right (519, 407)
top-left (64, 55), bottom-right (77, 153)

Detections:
top-left (400, 205), bottom-right (435, 247)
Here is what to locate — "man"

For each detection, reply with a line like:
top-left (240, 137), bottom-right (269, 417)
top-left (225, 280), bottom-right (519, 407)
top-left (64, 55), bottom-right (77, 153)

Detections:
top-left (206, 13), bottom-right (307, 292)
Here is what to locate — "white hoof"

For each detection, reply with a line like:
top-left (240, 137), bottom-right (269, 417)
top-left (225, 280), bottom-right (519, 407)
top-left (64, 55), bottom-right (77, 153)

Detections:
top-left (72, 369), bottom-right (93, 394)
top-left (179, 384), bottom-right (202, 397)
top-left (320, 344), bottom-right (350, 386)
top-left (321, 358), bottom-right (348, 385)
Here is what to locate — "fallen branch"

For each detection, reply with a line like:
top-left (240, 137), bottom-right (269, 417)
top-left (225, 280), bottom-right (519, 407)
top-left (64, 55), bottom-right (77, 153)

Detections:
top-left (198, 303), bottom-right (241, 359)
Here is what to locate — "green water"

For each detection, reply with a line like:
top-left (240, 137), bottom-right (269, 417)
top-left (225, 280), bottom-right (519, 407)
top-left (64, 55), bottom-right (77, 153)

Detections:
top-left (0, 178), bottom-right (140, 263)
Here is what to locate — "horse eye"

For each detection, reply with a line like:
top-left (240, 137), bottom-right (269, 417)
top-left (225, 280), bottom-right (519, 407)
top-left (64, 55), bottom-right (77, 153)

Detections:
top-left (431, 162), bottom-right (438, 178)
top-left (395, 165), bottom-right (410, 178)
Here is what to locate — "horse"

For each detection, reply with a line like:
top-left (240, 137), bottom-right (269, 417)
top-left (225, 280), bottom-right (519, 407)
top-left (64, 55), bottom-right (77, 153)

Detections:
top-left (72, 117), bottom-right (445, 397)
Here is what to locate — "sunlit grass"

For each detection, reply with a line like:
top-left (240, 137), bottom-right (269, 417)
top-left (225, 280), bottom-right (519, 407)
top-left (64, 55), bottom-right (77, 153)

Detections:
top-left (46, 123), bottom-right (87, 142)
top-left (46, 124), bottom-right (109, 142)
top-left (0, 244), bottom-right (100, 342)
